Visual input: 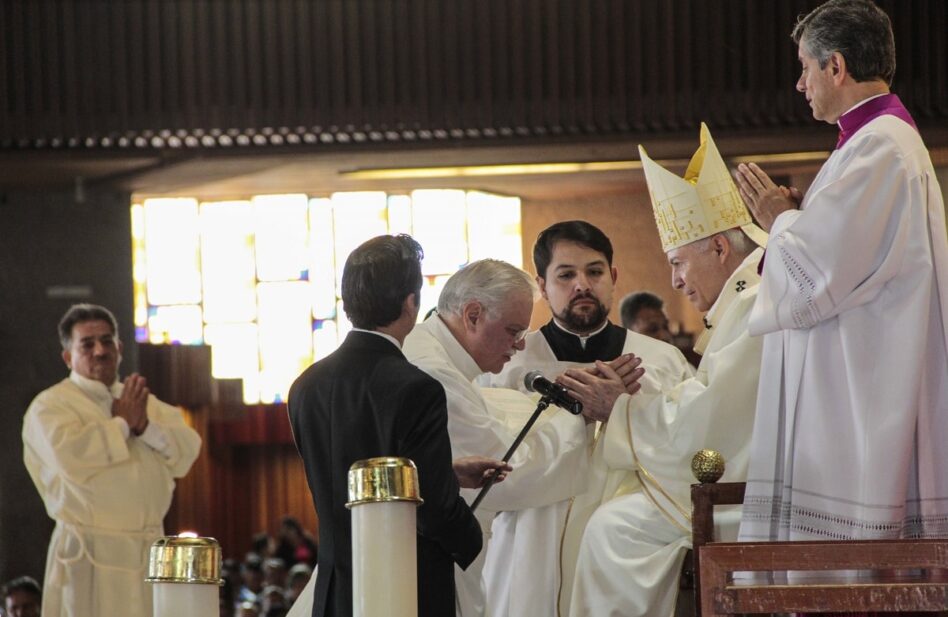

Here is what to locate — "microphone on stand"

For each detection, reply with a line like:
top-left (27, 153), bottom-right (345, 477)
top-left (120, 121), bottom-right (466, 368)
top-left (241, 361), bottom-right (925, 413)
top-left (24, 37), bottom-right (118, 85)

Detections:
top-left (524, 371), bottom-right (583, 415)
top-left (470, 369), bottom-right (585, 512)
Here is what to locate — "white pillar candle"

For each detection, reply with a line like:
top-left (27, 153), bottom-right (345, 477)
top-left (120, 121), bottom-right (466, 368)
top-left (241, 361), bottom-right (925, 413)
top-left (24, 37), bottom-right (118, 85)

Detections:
top-left (351, 500), bottom-right (417, 617)
top-left (152, 582), bottom-right (218, 617)
top-left (348, 457), bottom-right (422, 617)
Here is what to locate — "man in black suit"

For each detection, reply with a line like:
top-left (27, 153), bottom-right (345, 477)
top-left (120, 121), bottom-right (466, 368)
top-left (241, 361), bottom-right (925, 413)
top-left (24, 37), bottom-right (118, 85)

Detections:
top-left (289, 234), bottom-right (484, 617)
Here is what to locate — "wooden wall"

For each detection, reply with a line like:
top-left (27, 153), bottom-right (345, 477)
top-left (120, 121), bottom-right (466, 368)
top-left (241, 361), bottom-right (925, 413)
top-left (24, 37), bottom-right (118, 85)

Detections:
top-left (165, 405), bottom-right (316, 561)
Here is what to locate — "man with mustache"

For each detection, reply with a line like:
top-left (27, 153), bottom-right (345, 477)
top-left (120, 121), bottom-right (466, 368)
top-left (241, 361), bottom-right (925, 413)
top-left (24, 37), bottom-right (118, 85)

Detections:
top-left (493, 221), bottom-right (692, 397)
top-left (22, 304), bottom-right (202, 617)
top-left (487, 221), bottom-right (692, 617)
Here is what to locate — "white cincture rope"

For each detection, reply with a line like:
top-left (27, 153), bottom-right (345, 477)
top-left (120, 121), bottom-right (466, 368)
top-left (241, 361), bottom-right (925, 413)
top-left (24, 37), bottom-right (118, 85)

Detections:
top-left (55, 521), bottom-right (162, 573)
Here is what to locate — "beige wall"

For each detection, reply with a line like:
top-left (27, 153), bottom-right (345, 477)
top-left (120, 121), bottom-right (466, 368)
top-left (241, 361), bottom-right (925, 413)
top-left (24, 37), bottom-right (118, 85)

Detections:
top-left (521, 190), bottom-right (705, 336)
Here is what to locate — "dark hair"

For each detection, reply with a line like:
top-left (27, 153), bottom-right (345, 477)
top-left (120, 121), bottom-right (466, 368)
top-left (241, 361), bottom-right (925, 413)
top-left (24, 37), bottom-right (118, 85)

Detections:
top-left (791, 0), bottom-right (895, 85)
top-left (58, 303), bottom-right (119, 349)
top-left (242, 554), bottom-right (263, 572)
top-left (280, 516), bottom-right (302, 534)
top-left (1, 576), bottom-right (41, 601)
top-left (533, 220), bottom-right (613, 279)
top-left (251, 532), bottom-right (271, 556)
top-left (341, 234), bottom-right (424, 330)
top-left (620, 292), bottom-right (664, 329)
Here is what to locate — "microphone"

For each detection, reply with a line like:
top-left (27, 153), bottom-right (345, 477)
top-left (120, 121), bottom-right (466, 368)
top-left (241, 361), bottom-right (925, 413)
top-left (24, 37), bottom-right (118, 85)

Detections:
top-left (523, 371), bottom-right (583, 415)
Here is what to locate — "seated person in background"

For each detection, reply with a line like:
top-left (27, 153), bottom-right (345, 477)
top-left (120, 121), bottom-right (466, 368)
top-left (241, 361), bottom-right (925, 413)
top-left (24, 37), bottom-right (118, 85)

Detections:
top-left (283, 564), bottom-right (312, 606)
top-left (2, 576), bottom-right (42, 617)
top-left (564, 123), bottom-right (767, 616)
top-left (237, 554), bottom-right (264, 606)
top-left (259, 585), bottom-right (287, 617)
top-left (273, 517), bottom-right (317, 569)
top-left (263, 558), bottom-right (287, 590)
top-left (619, 290), bottom-right (672, 343)
top-left (249, 532), bottom-right (274, 560)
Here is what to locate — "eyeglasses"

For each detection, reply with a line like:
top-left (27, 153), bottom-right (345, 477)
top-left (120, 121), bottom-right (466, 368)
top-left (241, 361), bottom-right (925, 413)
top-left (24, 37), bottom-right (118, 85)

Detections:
top-left (505, 326), bottom-right (529, 343)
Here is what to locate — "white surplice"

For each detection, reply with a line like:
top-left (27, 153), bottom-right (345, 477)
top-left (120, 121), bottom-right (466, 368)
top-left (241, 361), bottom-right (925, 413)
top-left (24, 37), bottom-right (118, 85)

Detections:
top-left (567, 249), bottom-right (764, 617)
top-left (404, 316), bottom-right (593, 617)
top-left (487, 323), bottom-right (694, 617)
top-left (739, 115), bottom-right (948, 550)
top-left (23, 372), bottom-right (202, 617)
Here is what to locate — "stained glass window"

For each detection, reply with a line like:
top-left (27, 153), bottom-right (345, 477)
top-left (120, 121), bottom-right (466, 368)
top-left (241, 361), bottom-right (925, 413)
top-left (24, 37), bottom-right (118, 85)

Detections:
top-left (133, 190), bottom-right (521, 404)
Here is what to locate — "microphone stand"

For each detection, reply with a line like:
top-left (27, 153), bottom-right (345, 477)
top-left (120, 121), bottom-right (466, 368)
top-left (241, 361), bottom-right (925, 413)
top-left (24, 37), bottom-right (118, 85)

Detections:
top-left (470, 395), bottom-right (553, 512)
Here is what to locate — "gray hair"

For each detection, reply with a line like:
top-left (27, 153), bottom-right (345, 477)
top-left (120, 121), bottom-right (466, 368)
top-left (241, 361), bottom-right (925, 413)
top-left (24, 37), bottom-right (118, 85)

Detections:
top-left (438, 259), bottom-right (538, 317)
top-left (692, 228), bottom-right (757, 259)
top-left (791, 0), bottom-right (895, 85)
top-left (58, 303), bottom-right (120, 349)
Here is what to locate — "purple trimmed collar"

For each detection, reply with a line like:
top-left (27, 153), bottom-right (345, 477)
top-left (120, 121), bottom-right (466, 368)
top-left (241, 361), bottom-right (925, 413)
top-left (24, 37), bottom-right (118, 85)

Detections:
top-left (836, 93), bottom-right (916, 149)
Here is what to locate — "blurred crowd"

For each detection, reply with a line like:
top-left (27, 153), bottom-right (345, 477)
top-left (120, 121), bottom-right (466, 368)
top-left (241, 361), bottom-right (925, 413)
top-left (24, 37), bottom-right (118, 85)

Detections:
top-left (221, 516), bottom-right (319, 617)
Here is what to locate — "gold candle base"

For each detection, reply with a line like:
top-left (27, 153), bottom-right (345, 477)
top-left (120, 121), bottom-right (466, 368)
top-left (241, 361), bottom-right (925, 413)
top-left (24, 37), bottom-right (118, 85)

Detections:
top-left (146, 535), bottom-right (223, 585)
top-left (347, 456), bottom-right (424, 508)
top-left (147, 536), bottom-right (222, 617)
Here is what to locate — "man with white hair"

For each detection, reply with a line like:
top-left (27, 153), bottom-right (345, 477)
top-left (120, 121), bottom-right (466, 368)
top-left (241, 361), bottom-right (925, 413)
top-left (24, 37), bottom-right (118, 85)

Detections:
top-left (404, 259), bottom-right (621, 617)
top-left (564, 123), bottom-right (767, 616)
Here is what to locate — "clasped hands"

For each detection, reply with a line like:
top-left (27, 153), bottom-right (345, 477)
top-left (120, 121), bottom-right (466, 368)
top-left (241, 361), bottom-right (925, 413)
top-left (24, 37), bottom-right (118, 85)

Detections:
top-left (555, 353), bottom-right (645, 424)
top-left (733, 162), bottom-right (804, 232)
top-left (111, 373), bottom-right (150, 436)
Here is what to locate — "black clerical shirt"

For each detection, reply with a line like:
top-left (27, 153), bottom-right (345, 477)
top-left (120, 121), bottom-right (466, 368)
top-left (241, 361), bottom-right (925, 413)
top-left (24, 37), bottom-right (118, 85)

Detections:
top-left (538, 320), bottom-right (627, 363)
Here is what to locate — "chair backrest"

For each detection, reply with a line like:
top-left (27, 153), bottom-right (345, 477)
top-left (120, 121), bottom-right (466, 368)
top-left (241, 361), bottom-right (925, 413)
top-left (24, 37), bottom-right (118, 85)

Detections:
top-left (689, 482), bottom-right (746, 617)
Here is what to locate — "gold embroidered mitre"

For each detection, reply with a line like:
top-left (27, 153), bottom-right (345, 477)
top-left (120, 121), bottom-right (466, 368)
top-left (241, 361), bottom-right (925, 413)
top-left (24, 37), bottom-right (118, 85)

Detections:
top-left (639, 123), bottom-right (766, 252)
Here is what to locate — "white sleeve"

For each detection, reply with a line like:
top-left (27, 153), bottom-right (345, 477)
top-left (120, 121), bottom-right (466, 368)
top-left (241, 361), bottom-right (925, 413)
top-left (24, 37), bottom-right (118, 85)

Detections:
top-left (426, 363), bottom-right (591, 512)
top-left (144, 396), bottom-right (202, 477)
top-left (751, 131), bottom-right (915, 334)
top-left (23, 393), bottom-right (131, 485)
top-left (138, 421), bottom-right (173, 459)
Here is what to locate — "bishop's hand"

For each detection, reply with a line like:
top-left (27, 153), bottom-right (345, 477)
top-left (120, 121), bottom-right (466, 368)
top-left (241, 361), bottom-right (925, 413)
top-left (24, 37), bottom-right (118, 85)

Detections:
top-left (558, 361), bottom-right (626, 423)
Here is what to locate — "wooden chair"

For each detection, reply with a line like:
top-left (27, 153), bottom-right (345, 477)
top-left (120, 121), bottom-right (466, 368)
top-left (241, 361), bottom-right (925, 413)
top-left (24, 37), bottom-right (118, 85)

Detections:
top-left (692, 481), bottom-right (948, 616)
top-left (688, 481), bottom-right (746, 616)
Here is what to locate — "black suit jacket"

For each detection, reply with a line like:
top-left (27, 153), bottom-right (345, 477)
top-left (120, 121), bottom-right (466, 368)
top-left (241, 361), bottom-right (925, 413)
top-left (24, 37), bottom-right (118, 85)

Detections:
top-left (288, 330), bottom-right (482, 617)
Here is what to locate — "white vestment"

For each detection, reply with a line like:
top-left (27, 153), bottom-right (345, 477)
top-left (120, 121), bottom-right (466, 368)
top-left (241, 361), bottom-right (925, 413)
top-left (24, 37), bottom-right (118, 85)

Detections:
top-left (23, 372), bottom-right (202, 617)
top-left (487, 322), bottom-right (694, 617)
top-left (405, 316), bottom-right (594, 617)
top-left (567, 249), bottom-right (764, 617)
top-left (739, 115), bottom-right (948, 552)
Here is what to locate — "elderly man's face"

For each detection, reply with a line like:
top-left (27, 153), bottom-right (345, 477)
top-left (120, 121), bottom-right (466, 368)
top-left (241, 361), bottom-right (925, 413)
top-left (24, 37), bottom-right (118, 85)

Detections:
top-left (463, 292), bottom-right (533, 374)
top-left (5, 590), bottom-right (41, 617)
top-left (667, 238), bottom-right (731, 313)
top-left (62, 319), bottom-right (122, 385)
top-left (538, 240), bottom-right (617, 335)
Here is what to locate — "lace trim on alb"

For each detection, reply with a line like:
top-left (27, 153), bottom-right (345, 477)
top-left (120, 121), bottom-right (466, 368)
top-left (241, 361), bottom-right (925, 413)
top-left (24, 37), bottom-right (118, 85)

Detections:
top-left (777, 239), bottom-right (820, 328)
top-left (742, 495), bottom-right (948, 540)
